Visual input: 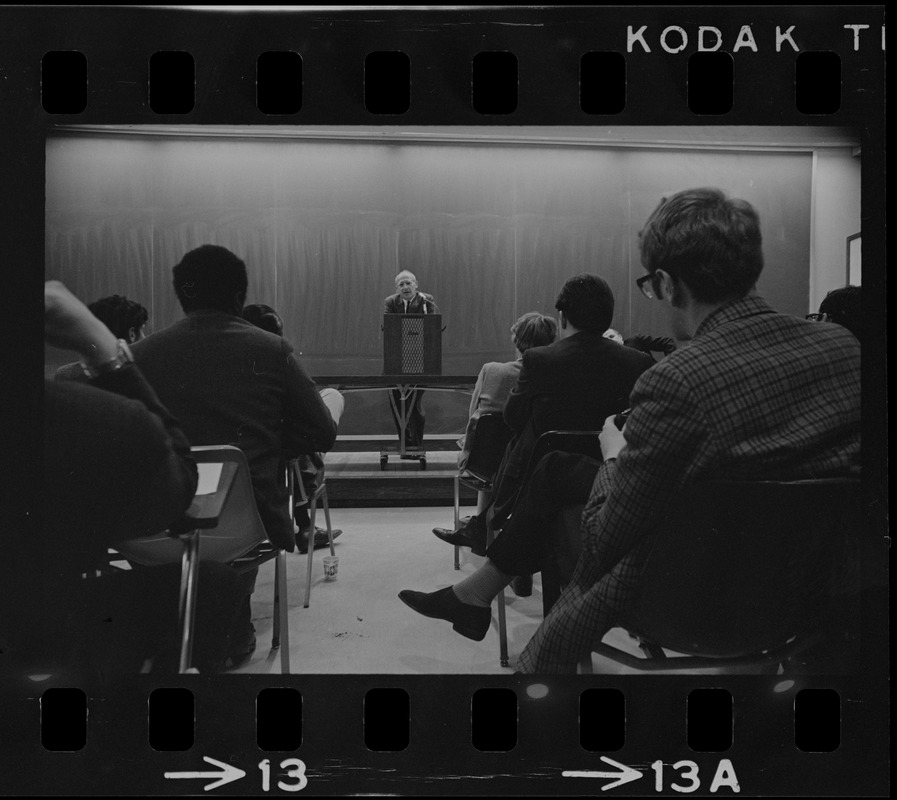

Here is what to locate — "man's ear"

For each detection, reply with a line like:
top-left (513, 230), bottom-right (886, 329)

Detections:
top-left (558, 310), bottom-right (567, 329)
top-left (126, 327), bottom-right (138, 344)
top-left (655, 270), bottom-right (675, 302)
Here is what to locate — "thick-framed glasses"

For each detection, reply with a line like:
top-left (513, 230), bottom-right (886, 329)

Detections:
top-left (805, 312), bottom-right (832, 322)
top-left (637, 273), bottom-right (659, 299)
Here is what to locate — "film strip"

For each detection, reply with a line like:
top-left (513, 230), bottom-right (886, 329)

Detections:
top-left (1, 5), bottom-right (887, 797)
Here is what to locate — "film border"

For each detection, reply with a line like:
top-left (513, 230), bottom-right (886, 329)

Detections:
top-left (0, 5), bottom-right (887, 797)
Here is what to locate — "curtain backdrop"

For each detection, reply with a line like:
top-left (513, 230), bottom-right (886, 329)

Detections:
top-left (45, 134), bottom-right (813, 433)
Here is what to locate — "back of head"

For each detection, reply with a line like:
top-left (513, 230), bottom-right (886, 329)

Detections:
top-left (511, 312), bottom-right (558, 353)
top-left (819, 285), bottom-right (863, 342)
top-left (555, 274), bottom-right (614, 333)
top-left (87, 294), bottom-right (148, 341)
top-left (639, 187), bottom-right (764, 304)
top-left (242, 303), bottom-right (284, 336)
top-left (172, 244), bottom-right (248, 315)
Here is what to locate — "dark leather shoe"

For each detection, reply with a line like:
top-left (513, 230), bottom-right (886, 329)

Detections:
top-left (432, 519), bottom-right (487, 556)
top-left (510, 574), bottom-right (533, 597)
top-left (296, 527), bottom-right (342, 554)
top-left (398, 587), bottom-right (491, 641)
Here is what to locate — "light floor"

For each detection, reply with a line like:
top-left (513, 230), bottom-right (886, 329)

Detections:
top-left (232, 505), bottom-right (542, 675)
top-left (233, 502), bottom-right (773, 677)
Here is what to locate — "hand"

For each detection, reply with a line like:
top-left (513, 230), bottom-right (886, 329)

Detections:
top-left (599, 412), bottom-right (627, 461)
top-left (45, 280), bottom-right (118, 365)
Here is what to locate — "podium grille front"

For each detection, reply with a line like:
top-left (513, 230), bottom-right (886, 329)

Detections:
top-left (401, 317), bottom-right (425, 372)
top-left (383, 314), bottom-right (442, 375)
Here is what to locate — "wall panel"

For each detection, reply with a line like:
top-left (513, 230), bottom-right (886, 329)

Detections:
top-left (45, 131), bottom-right (824, 433)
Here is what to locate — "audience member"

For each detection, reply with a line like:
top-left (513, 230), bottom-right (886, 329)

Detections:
top-left (399, 189), bottom-right (861, 667)
top-left (89, 293), bottom-right (149, 342)
top-left (432, 312), bottom-right (557, 545)
top-left (241, 302), bottom-right (345, 553)
top-left (383, 270), bottom-right (440, 450)
top-left (809, 285), bottom-right (863, 344)
top-left (623, 332), bottom-right (677, 360)
top-left (55, 293), bottom-right (149, 380)
top-left (425, 273), bottom-right (654, 559)
top-left (129, 245), bottom-right (340, 668)
top-left (4, 281), bottom-right (242, 679)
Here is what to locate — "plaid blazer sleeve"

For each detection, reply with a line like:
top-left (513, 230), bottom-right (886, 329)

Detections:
top-left (581, 358), bottom-right (712, 575)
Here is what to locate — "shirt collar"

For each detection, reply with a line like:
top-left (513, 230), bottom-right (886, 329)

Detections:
top-left (693, 294), bottom-right (776, 338)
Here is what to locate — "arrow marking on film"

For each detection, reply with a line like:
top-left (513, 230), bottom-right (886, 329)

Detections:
top-left (164, 756), bottom-right (246, 791)
top-left (562, 756), bottom-right (643, 790)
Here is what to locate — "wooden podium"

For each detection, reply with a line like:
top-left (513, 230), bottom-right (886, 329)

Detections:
top-left (382, 313), bottom-right (442, 375)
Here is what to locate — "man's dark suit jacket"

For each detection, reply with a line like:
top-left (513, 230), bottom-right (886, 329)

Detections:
top-left (131, 310), bottom-right (338, 551)
top-left (493, 331), bottom-right (655, 518)
top-left (383, 293), bottom-right (440, 315)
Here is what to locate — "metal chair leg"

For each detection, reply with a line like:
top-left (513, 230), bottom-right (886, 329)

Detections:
top-left (497, 589), bottom-right (510, 668)
top-left (304, 500), bottom-right (316, 608)
top-left (320, 486), bottom-right (335, 557)
top-left (272, 559), bottom-right (281, 650)
top-left (275, 549), bottom-right (290, 673)
top-left (177, 531), bottom-right (201, 674)
top-left (453, 475), bottom-right (461, 570)
top-left (484, 513), bottom-right (510, 668)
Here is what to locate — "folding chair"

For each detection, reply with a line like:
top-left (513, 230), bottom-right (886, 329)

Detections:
top-left (452, 412), bottom-right (514, 570)
top-left (577, 478), bottom-right (862, 674)
top-left (288, 459), bottom-right (336, 609)
top-left (115, 445), bottom-right (290, 674)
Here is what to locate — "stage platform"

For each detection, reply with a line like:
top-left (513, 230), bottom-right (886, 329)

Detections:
top-left (323, 435), bottom-right (477, 507)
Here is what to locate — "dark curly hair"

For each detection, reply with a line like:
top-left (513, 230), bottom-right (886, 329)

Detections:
top-left (88, 294), bottom-right (148, 341)
top-left (242, 303), bottom-right (284, 336)
top-left (172, 244), bottom-right (248, 314)
top-left (819, 285), bottom-right (862, 342)
top-left (554, 274), bottom-right (615, 334)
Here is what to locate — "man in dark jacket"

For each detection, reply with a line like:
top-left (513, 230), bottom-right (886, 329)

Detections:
top-left (5, 282), bottom-right (241, 679)
top-left (382, 270), bottom-right (440, 448)
top-left (131, 245), bottom-right (339, 665)
top-left (432, 273), bottom-right (654, 555)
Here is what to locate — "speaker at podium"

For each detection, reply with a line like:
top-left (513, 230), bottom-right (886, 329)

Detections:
top-left (383, 314), bottom-right (442, 375)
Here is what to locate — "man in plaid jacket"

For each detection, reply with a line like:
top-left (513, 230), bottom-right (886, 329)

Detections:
top-left (398, 187), bottom-right (861, 670)
top-left (515, 187), bottom-right (861, 673)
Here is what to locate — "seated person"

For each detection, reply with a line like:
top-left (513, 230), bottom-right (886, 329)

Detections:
top-left (605, 326), bottom-right (677, 360)
top-left (4, 281), bottom-right (243, 679)
top-left (809, 285), bottom-right (863, 344)
top-left (399, 188), bottom-right (861, 671)
top-left (129, 245), bottom-right (339, 668)
top-left (430, 273), bottom-right (654, 556)
top-left (623, 332), bottom-right (677, 360)
top-left (431, 312), bottom-right (557, 546)
top-left (242, 302), bottom-right (344, 552)
top-left (55, 293), bottom-right (149, 380)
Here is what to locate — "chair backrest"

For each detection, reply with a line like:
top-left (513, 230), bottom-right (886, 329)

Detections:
top-left (463, 412), bottom-right (514, 482)
top-left (622, 478), bottom-right (862, 658)
top-left (114, 445), bottom-right (269, 566)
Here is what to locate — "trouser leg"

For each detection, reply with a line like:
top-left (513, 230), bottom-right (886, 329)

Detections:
top-left (486, 451), bottom-right (601, 576)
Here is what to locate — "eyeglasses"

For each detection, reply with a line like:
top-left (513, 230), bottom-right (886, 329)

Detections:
top-left (636, 273), bottom-right (659, 300)
top-left (805, 312), bottom-right (832, 322)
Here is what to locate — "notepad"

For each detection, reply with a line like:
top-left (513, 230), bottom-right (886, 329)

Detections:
top-left (196, 462), bottom-right (224, 495)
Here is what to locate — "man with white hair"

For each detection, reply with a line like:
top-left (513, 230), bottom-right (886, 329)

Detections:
top-left (383, 271), bottom-right (440, 448)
